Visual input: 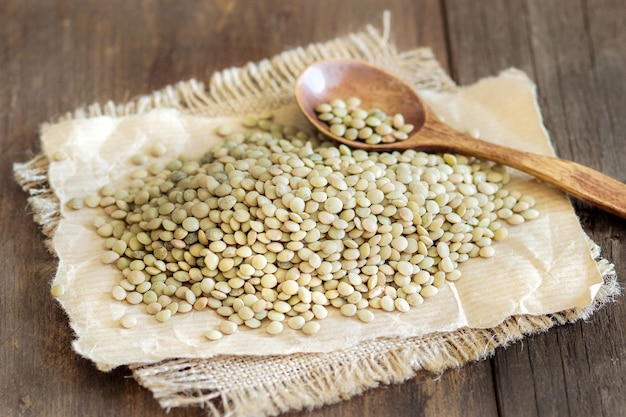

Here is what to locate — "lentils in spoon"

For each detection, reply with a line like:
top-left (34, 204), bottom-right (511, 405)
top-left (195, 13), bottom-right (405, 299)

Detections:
top-left (315, 97), bottom-right (414, 145)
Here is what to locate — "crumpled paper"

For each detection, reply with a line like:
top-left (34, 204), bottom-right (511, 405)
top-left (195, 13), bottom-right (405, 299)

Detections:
top-left (43, 68), bottom-right (603, 371)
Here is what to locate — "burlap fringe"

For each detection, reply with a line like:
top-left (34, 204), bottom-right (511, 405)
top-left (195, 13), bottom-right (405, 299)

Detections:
top-left (14, 18), bottom-right (620, 417)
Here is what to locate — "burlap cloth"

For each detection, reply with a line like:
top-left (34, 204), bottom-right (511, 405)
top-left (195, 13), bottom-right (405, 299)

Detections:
top-left (14, 21), bottom-right (619, 417)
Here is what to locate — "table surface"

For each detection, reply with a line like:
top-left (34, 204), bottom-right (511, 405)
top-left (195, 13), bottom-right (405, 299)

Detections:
top-left (2, 1), bottom-right (625, 416)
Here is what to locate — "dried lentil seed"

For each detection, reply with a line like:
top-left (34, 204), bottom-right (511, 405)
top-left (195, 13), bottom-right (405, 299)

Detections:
top-left (119, 315), bottom-right (137, 329)
top-left (82, 114), bottom-right (539, 337)
top-left (301, 321), bottom-right (320, 335)
top-left (67, 198), bottom-right (83, 210)
top-left (50, 284), bottom-right (64, 297)
top-left (266, 321), bottom-right (284, 334)
top-left (205, 329), bottom-right (223, 340)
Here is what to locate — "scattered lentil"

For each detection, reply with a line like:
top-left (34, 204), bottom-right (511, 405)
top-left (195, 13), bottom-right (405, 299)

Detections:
top-left (52, 151), bottom-right (67, 161)
top-left (120, 314), bottom-right (137, 329)
top-left (131, 154), bottom-right (148, 165)
top-left (301, 321), bottom-right (321, 335)
top-left (67, 198), bottom-right (83, 210)
top-left (80, 113), bottom-right (538, 339)
top-left (150, 143), bottom-right (167, 157)
top-left (219, 320), bottom-right (238, 335)
top-left (266, 321), bottom-right (284, 335)
top-left (156, 309), bottom-right (171, 322)
top-left (356, 309), bottom-right (375, 323)
top-left (84, 195), bottom-right (101, 208)
top-left (50, 284), bottom-right (64, 297)
top-left (205, 329), bottom-right (223, 340)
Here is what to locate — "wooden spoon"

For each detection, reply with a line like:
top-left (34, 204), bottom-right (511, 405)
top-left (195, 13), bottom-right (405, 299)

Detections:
top-left (295, 58), bottom-right (626, 219)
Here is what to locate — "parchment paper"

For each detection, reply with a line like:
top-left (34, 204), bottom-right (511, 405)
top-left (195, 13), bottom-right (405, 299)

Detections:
top-left (44, 68), bottom-right (603, 371)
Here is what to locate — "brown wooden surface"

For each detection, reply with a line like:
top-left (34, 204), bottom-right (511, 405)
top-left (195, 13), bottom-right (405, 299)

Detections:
top-left (1, 1), bottom-right (624, 416)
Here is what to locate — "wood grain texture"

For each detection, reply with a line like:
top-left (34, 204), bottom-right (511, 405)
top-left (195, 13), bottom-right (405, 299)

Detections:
top-left (446, 1), bottom-right (626, 417)
top-left (1, 1), bottom-right (624, 416)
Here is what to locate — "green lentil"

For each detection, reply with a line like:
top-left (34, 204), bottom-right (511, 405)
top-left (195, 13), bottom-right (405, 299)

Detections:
top-left (52, 150), bottom-right (67, 161)
top-left (50, 284), bottom-right (64, 297)
top-left (216, 124), bottom-right (234, 137)
top-left (380, 296), bottom-right (395, 312)
top-left (131, 154), bottom-right (148, 165)
top-left (101, 251), bottom-right (120, 264)
top-left (315, 98), bottom-right (415, 144)
top-left (522, 209), bottom-right (540, 220)
top-left (67, 198), bottom-right (84, 210)
top-left (266, 320), bottom-right (284, 335)
top-left (119, 314), bottom-right (137, 329)
top-left (356, 309), bottom-right (375, 323)
top-left (150, 143), bottom-right (167, 157)
top-left (84, 195), bottom-right (101, 208)
top-left (146, 302), bottom-right (162, 315)
top-left (287, 316), bottom-right (306, 330)
top-left (80, 112), bottom-right (538, 337)
top-left (301, 321), bottom-right (320, 335)
top-left (507, 214), bottom-right (526, 225)
top-left (205, 329), bottom-right (223, 340)
top-left (126, 292), bottom-right (143, 304)
top-left (420, 285), bottom-right (439, 298)
top-left (339, 303), bottom-right (357, 317)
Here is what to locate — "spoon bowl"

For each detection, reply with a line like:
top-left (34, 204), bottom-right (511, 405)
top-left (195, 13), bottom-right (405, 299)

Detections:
top-left (295, 58), bottom-right (626, 219)
top-left (295, 58), bottom-right (427, 151)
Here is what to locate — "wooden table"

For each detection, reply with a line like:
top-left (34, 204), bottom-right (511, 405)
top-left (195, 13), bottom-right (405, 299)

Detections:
top-left (2, 1), bottom-right (625, 416)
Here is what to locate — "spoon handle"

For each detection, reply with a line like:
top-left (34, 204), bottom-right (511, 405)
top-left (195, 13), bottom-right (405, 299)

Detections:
top-left (426, 124), bottom-right (626, 219)
top-left (504, 150), bottom-right (626, 218)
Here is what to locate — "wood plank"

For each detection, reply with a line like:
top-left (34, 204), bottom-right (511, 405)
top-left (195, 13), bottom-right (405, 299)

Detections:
top-left (444, 0), bottom-right (535, 85)
top-left (518, 0), bottom-right (626, 411)
top-left (445, 1), bottom-right (626, 416)
top-left (283, 361), bottom-right (499, 417)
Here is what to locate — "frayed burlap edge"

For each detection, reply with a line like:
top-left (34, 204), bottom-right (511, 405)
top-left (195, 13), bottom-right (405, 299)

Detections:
top-left (13, 17), bottom-right (620, 417)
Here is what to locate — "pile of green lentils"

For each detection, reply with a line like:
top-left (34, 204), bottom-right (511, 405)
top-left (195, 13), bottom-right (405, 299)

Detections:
top-left (63, 111), bottom-right (538, 339)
